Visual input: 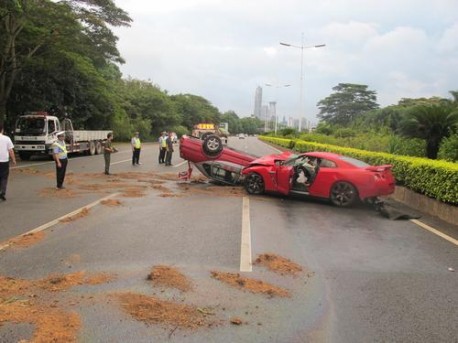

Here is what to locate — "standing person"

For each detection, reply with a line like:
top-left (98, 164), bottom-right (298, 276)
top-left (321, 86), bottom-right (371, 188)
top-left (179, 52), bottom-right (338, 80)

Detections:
top-left (165, 132), bottom-right (174, 166)
top-left (158, 131), bottom-right (167, 164)
top-left (53, 131), bottom-right (68, 189)
top-left (103, 132), bottom-right (116, 175)
top-left (131, 131), bottom-right (142, 165)
top-left (0, 122), bottom-right (16, 201)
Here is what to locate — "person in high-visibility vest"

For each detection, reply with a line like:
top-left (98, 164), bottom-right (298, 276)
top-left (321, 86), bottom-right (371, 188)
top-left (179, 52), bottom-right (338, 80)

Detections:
top-left (53, 131), bottom-right (68, 189)
top-left (131, 131), bottom-right (142, 165)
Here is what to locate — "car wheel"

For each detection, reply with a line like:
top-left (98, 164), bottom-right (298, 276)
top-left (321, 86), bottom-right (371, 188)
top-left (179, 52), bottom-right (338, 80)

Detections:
top-left (244, 173), bottom-right (265, 195)
top-left (330, 181), bottom-right (358, 207)
top-left (201, 132), bottom-right (212, 140)
top-left (202, 135), bottom-right (223, 157)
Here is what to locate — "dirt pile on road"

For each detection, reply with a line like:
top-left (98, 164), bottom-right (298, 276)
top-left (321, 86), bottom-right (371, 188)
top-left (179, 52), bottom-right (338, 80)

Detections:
top-left (1, 231), bottom-right (45, 249)
top-left (147, 266), bottom-right (193, 292)
top-left (0, 271), bottom-right (114, 342)
top-left (254, 253), bottom-right (303, 276)
top-left (210, 271), bottom-right (290, 298)
top-left (116, 293), bottom-right (214, 329)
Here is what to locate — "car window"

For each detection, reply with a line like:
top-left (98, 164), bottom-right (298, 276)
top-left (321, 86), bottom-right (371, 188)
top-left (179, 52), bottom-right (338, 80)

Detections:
top-left (319, 159), bottom-right (336, 168)
top-left (339, 156), bottom-right (370, 167)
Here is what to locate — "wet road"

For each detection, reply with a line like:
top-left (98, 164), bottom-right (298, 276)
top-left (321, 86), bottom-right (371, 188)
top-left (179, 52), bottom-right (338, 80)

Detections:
top-left (0, 137), bottom-right (457, 342)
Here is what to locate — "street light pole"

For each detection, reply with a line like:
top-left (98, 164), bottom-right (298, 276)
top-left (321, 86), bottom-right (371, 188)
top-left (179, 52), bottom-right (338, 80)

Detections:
top-left (280, 34), bottom-right (325, 132)
top-left (265, 83), bottom-right (291, 135)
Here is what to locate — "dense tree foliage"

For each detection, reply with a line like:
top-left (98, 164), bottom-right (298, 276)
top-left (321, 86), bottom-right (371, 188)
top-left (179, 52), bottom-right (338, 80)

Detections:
top-left (0, 0), bottom-right (131, 124)
top-left (317, 83), bottom-right (379, 126)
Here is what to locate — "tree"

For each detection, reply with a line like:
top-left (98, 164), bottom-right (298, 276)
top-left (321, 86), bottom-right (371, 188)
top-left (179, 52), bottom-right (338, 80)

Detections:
top-left (0, 0), bottom-right (131, 123)
top-left (317, 83), bottom-right (379, 126)
top-left (171, 94), bottom-right (221, 130)
top-left (400, 104), bottom-right (458, 159)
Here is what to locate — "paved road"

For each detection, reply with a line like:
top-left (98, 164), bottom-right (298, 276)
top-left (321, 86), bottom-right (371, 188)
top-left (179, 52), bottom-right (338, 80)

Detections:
top-left (0, 137), bottom-right (457, 342)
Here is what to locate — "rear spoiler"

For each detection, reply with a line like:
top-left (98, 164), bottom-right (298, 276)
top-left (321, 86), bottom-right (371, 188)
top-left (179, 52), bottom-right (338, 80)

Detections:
top-left (366, 164), bottom-right (392, 172)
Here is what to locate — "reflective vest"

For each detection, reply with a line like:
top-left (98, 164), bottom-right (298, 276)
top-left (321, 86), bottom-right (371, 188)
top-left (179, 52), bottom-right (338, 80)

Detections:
top-left (161, 137), bottom-right (167, 148)
top-left (132, 137), bottom-right (141, 149)
top-left (53, 140), bottom-right (67, 159)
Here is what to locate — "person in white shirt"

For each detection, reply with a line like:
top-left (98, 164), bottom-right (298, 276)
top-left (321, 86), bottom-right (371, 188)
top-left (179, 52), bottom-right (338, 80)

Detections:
top-left (0, 122), bottom-right (16, 201)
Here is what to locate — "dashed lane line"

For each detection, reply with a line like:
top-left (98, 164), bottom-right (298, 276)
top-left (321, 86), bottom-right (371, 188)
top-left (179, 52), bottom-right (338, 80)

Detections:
top-left (240, 196), bottom-right (253, 272)
top-left (410, 219), bottom-right (458, 246)
top-left (0, 192), bottom-right (121, 251)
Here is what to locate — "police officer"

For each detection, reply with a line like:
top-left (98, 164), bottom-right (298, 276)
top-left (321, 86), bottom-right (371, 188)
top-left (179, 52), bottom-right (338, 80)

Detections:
top-left (53, 131), bottom-right (68, 189)
top-left (131, 131), bottom-right (142, 165)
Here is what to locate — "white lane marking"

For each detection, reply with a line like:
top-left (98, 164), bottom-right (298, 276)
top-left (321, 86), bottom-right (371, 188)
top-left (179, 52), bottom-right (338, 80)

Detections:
top-left (172, 160), bottom-right (187, 168)
top-left (240, 196), bottom-right (253, 272)
top-left (410, 219), bottom-right (458, 246)
top-left (111, 159), bottom-right (132, 165)
top-left (0, 193), bottom-right (121, 251)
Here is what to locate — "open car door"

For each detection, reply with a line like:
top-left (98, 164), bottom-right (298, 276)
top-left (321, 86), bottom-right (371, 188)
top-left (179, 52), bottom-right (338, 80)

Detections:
top-left (274, 161), bottom-right (294, 195)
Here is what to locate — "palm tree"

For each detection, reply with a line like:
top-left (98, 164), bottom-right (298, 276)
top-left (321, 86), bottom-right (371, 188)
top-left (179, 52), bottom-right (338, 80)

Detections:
top-left (400, 103), bottom-right (458, 159)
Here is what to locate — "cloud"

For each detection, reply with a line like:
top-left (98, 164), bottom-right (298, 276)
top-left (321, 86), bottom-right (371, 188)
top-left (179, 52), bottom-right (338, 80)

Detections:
top-left (113, 0), bottom-right (458, 123)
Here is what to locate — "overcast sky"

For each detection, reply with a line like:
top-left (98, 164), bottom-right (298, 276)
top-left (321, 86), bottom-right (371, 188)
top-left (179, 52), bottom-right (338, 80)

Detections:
top-left (112, 0), bottom-right (458, 125)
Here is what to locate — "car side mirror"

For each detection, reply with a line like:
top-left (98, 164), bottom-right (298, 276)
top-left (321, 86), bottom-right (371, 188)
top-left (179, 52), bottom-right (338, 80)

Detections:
top-left (274, 159), bottom-right (283, 166)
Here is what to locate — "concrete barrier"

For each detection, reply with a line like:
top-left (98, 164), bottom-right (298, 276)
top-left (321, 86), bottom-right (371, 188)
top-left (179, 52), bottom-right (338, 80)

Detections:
top-left (389, 186), bottom-right (458, 226)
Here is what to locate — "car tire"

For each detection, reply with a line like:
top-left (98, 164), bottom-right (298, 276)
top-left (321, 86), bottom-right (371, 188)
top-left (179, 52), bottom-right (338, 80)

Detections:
top-left (244, 172), bottom-right (265, 195)
top-left (201, 132), bottom-right (212, 141)
top-left (330, 181), bottom-right (358, 207)
top-left (202, 135), bottom-right (223, 157)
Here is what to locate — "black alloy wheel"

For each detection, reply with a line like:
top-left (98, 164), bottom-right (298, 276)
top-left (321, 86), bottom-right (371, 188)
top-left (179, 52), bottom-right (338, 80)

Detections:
top-left (244, 173), bottom-right (265, 195)
top-left (330, 181), bottom-right (358, 207)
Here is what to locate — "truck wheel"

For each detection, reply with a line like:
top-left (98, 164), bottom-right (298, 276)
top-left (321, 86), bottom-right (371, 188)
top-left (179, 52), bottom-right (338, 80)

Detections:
top-left (95, 141), bottom-right (102, 155)
top-left (19, 152), bottom-right (31, 161)
top-left (89, 141), bottom-right (96, 155)
top-left (202, 135), bottom-right (223, 157)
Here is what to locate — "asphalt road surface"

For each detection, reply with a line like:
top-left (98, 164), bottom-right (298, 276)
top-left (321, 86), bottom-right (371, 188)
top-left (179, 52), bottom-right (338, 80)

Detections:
top-left (0, 136), bottom-right (457, 343)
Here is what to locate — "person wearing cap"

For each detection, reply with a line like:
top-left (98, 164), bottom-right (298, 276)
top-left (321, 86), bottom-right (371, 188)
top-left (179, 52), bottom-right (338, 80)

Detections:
top-left (131, 131), bottom-right (142, 165)
top-left (53, 131), bottom-right (68, 189)
top-left (0, 122), bottom-right (16, 201)
top-left (158, 131), bottom-right (167, 164)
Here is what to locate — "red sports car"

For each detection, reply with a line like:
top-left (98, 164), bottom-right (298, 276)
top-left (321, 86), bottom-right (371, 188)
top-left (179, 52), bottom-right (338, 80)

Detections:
top-left (242, 151), bottom-right (395, 207)
top-left (179, 135), bottom-right (395, 207)
top-left (179, 135), bottom-right (256, 183)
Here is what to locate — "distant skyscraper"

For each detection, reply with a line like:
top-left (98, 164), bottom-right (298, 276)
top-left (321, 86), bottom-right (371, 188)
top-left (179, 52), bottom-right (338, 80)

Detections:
top-left (253, 86), bottom-right (262, 119)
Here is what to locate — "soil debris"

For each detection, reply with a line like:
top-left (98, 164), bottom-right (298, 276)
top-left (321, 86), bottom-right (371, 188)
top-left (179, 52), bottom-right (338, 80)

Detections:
top-left (100, 199), bottom-right (122, 207)
top-left (254, 253), bottom-right (303, 276)
top-left (230, 317), bottom-right (244, 325)
top-left (38, 271), bottom-right (115, 292)
top-left (147, 266), bottom-right (192, 292)
top-left (116, 292), bottom-right (213, 329)
top-left (3, 231), bottom-right (45, 249)
top-left (0, 271), bottom-right (113, 342)
top-left (210, 271), bottom-right (290, 298)
top-left (60, 207), bottom-right (90, 223)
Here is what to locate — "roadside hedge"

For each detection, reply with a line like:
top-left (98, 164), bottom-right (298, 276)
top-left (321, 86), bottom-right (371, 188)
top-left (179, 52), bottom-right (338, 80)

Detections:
top-left (259, 136), bottom-right (458, 205)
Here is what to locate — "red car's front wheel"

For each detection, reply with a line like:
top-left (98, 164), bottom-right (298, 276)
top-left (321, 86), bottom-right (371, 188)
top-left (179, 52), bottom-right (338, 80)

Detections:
top-left (330, 181), bottom-right (358, 207)
top-left (244, 173), bottom-right (265, 195)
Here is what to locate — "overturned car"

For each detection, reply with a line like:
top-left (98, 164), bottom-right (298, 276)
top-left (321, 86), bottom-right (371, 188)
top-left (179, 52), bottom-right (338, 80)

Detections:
top-left (179, 135), bottom-right (395, 207)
